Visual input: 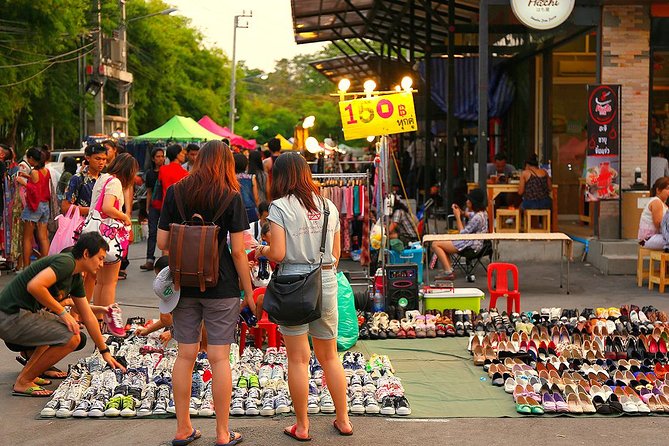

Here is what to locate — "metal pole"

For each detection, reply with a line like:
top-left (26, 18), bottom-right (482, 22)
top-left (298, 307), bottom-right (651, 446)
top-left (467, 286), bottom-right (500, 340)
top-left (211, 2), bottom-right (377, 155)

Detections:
top-left (229, 11), bottom-right (252, 134)
top-left (423, 0), bottom-right (432, 204)
top-left (477, 0), bottom-right (488, 191)
top-left (94, 0), bottom-right (104, 134)
top-left (119, 0), bottom-right (128, 136)
top-left (229, 16), bottom-right (238, 134)
top-left (446, 0), bottom-right (455, 207)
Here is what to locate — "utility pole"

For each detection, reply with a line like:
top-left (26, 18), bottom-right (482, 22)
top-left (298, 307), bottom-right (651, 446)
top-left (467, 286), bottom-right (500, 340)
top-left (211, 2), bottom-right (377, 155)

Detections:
top-left (94, 0), bottom-right (105, 134)
top-left (229, 11), bottom-right (252, 134)
top-left (119, 0), bottom-right (128, 136)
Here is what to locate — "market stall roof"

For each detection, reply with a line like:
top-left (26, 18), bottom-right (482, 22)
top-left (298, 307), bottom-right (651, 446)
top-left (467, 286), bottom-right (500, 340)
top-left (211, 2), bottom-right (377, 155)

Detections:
top-left (309, 52), bottom-right (409, 90)
top-left (291, 0), bottom-right (479, 48)
top-left (198, 116), bottom-right (256, 149)
top-left (135, 115), bottom-right (222, 141)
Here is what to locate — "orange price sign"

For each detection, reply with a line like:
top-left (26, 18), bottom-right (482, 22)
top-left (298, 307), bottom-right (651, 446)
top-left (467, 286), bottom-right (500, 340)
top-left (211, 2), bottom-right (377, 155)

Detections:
top-left (338, 92), bottom-right (418, 140)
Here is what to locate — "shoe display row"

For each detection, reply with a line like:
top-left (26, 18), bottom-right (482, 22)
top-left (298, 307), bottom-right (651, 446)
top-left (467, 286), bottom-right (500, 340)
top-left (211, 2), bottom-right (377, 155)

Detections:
top-left (41, 318), bottom-right (411, 419)
top-left (470, 306), bottom-right (669, 416)
top-left (359, 309), bottom-right (477, 339)
top-left (230, 346), bottom-right (411, 416)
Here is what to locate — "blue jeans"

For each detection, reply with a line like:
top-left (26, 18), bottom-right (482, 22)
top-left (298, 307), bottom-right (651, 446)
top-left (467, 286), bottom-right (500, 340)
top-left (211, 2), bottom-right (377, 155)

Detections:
top-left (146, 207), bottom-right (160, 261)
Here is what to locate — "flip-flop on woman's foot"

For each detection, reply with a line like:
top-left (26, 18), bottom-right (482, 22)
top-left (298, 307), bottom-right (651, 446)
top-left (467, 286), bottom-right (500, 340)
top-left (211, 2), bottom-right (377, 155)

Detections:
top-left (41, 367), bottom-right (67, 379)
top-left (171, 428), bottom-right (201, 446)
top-left (283, 424), bottom-right (311, 442)
top-left (216, 431), bottom-right (243, 446)
top-left (12, 385), bottom-right (53, 397)
top-left (333, 420), bottom-right (353, 436)
top-left (34, 377), bottom-right (52, 386)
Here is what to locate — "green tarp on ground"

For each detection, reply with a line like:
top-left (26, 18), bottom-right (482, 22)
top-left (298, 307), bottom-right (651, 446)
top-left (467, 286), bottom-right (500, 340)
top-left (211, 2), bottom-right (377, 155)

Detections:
top-left (354, 339), bottom-right (521, 418)
top-left (135, 115), bottom-right (222, 141)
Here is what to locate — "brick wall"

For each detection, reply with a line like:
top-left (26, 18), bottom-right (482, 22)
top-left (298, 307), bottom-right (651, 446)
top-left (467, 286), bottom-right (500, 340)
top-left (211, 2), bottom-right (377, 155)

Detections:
top-left (599, 5), bottom-right (650, 239)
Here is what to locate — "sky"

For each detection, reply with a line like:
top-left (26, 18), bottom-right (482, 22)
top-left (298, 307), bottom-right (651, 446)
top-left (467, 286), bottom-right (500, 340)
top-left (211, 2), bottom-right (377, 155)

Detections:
top-left (168, 0), bottom-right (326, 72)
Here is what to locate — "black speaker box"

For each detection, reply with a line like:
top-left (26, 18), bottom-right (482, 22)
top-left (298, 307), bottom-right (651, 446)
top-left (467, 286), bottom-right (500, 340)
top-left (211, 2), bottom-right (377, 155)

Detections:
top-left (385, 264), bottom-right (419, 316)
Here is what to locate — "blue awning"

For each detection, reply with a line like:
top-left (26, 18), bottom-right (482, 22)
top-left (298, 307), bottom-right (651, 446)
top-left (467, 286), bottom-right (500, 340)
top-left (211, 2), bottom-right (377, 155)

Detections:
top-left (419, 57), bottom-right (515, 121)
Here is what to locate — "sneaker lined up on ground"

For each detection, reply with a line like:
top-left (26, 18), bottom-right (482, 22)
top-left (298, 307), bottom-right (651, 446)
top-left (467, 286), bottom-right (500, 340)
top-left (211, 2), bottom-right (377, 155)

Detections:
top-left (40, 328), bottom-right (411, 419)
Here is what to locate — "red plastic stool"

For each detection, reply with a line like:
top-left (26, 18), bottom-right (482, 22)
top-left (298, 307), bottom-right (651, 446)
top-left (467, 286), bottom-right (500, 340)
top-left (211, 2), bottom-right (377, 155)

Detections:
top-left (487, 263), bottom-right (521, 314)
top-left (239, 287), bottom-right (282, 354)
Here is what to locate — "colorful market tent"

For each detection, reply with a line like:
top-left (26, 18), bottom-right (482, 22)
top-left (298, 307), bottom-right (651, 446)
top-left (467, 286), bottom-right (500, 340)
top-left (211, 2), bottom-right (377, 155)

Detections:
top-left (135, 115), bottom-right (222, 141)
top-left (198, 115), bottom-right (256, 149)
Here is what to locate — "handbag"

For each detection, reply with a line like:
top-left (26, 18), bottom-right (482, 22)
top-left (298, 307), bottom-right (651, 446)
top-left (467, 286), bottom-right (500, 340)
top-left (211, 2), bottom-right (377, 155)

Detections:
top-left (263, 197), bottom-right (330, 326)
top-left (76, 177), bottom-right (130, 263)
top-left (48, 204), bottom-right (84, 255)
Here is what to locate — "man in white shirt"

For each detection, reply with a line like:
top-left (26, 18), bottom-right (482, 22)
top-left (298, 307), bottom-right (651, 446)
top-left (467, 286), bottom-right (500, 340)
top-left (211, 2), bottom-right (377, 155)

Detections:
top-left (650, 143), bottom-right (669, 187)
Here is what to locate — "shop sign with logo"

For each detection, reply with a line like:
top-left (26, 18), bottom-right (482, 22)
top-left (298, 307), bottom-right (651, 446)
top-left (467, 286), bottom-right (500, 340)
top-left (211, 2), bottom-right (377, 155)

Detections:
top-left (510, 0), bottom-right (575, 30)
top-left (338, 92), bottom-right (417, 140)
top-left (585, 84), bottom-right (621, 202)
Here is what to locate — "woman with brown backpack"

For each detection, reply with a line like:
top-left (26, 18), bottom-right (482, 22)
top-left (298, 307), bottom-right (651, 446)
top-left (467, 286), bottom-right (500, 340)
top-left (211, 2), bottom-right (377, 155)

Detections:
top-left (157, 140), bottom-right (254, 446)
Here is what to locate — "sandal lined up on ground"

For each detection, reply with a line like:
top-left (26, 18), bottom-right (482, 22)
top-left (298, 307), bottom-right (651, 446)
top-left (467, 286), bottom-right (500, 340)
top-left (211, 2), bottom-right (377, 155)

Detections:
top-left (470, 305), bottom-right (669, 415)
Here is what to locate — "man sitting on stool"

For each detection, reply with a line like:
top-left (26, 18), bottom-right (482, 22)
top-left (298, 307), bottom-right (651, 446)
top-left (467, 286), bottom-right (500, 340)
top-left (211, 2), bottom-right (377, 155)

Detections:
top-left (0, 232), bottom-right (125, 397)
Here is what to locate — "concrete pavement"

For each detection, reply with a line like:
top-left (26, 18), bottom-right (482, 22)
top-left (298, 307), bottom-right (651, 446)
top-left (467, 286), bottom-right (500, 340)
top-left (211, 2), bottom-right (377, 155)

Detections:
top-left (0, 241), bottom-right (667, 446)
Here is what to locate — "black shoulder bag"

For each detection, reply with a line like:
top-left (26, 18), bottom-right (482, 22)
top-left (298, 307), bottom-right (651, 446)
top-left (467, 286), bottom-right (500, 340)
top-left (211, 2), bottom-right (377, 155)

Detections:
top-left (263, 198), bottom-right (330, 326)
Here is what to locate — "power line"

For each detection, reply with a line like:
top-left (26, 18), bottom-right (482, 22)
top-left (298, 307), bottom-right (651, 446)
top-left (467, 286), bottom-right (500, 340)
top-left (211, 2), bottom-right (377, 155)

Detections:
top-left (0, 42), bottom-right (94, 68)
top-left (0, 63), bottom-right (54, 87)
top-left (0, 47), bottom-right (94, 88)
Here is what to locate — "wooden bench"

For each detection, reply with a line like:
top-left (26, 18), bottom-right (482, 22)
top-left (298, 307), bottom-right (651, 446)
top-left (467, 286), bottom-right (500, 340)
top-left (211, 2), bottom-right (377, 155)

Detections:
top-left (496, 208), bottom-right (520, 233)
top-left (649, 250), bottom-right (669, 293)
top-left (637, 247), bottom-right (651, 287)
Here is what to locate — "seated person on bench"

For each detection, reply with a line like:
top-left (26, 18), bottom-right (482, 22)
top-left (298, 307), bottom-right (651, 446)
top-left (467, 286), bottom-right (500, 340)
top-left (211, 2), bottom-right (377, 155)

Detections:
top-left (431, 188), bottom-right (489, 280)
top-left (0, 232), bottom-right (125, 397)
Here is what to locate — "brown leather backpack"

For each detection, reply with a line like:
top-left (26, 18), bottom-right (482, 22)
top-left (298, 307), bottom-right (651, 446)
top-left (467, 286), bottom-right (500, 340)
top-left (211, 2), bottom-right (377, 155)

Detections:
top-left (168, 185), bottom-right (236, 292)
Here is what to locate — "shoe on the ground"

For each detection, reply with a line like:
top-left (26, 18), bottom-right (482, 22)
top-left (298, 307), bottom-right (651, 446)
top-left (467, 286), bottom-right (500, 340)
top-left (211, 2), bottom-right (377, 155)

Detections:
top-left (88, 393), bottom-right (108, 417)
top-left (380, 395), bottom-right (396, 415)
top-left (307, 394), bottom-right (320, 414)
top-left (137, 384), bottom-right (156, 416)
top-left (230, 397), bottom-right (245, 416)
top-left (166, 399), bottom-right (176, 414)
top-left (274, 391), bottom-right (291, 414)
top-left (394, 395), bottom-right (411, 416)
top-left (260, 390), bottom-right (276, 417)
top-left (72, 398), bottom-right (92, 418)
top-left (198, 382), bottom-right (215, 416)
top-left (188, 397), bottom-right (200, 416)
top-left (245, 397), bottom-right (260, 416)
top-left (55, 398), bottom-right (76, 418)
top-left (120, 395), bottom-right (137, 417)
top-left (364, 391), bottom-right (380, 414)
top-left (350, 392), bottom-right (365, 414)
top-left (139, 261), bottom-right (154, 271)
top-left (152, 384), bottom-right (170, 415)
top-left (319, 387), bottom-right (335, 414)
top-left (40, 397), bottom-right (61, 418)
top-left (103, 304), bottom-right (126, 337)
top-left (104, 395), bottom-right (123, 417)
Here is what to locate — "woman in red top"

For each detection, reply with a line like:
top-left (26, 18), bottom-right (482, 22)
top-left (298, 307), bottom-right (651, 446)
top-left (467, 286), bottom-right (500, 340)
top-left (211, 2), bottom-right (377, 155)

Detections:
top-left (21, 147), bottom-right (51, 266)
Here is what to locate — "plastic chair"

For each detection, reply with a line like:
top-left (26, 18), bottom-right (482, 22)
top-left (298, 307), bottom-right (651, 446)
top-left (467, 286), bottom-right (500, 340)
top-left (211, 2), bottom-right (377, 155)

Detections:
top-left (239, 287), bottom-right (282, 354)
top-left (487, 263), bottom-right (521, 314)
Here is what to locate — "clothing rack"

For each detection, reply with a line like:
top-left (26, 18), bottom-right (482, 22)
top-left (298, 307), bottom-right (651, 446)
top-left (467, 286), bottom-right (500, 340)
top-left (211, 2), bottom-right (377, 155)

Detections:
top-left (313, 172), bottom-right (372, 277)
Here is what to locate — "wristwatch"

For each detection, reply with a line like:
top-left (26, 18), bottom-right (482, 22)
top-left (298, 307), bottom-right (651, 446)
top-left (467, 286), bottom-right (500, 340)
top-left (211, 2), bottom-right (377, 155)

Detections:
top-left (99, 347), bottom-right (111, 355)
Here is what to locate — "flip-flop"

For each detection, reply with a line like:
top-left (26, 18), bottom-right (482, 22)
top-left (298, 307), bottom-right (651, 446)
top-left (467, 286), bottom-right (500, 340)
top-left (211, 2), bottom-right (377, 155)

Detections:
top-left (12, 385), bottom-right (53, 397)
top-left (333, 420), bottom-right (353, 436)
top-left (283, 425), bottom-right (311, 442)
top-left (216, 431), bottom-right (243, 446)
top-left (34, 377), bottom-right (52, 386)
top-left (15, 355), bottom-right (66, 379)
top-left (171, 428), bottom-right (201, 446)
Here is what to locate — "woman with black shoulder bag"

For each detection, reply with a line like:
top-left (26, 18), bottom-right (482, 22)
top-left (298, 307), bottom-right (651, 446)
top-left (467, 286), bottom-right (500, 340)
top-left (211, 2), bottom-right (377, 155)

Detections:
top-left (256, 151), bottom-right (352, 441)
